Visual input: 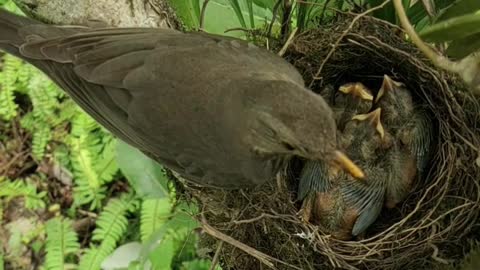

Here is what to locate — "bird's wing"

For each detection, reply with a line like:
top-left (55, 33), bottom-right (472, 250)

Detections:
top-left (342, 173), bottom-right (385, 236)
top-left (298, 161), bottom-right (332, 200)
top-left (408, 109), bottom-right (434, 173)
top-left (14, 27), bottom-right (305, 187)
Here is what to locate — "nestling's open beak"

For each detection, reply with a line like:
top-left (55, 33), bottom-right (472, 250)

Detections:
top-left (352, 108), bottom-right (385, 139)
top-left (331, 150), bottom-right (365, 179)
top-left (339, 82), bottom-right (374, 101)
top-left (375, 75), bottom-right (403, 103)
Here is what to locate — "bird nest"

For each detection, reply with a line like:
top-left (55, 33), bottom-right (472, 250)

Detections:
top-left (178, 15), bottom-right (480, 270)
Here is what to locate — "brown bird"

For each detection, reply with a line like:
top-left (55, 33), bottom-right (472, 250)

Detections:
top-left (0, 9), bottom-right (364, 189)
top-left (320, 82), bottom-right (374, 131)
top-left (374, 75), bottom-right (434, 207)
top-left (304, 109), bottom-right (391, 239)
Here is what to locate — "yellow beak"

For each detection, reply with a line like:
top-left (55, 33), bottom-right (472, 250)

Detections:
top-left (331, 150), bottom-right (365, 179)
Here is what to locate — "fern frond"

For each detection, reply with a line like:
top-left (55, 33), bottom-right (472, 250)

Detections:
top-left (78, 194), bottom-right (137, 270)
top-left (0, 55), bottom-right (21, 120)
top-left (78, 247), bottom-right (111, 270)
top-left (27, 71), bottom-right (61, 124)
top-left (19, 111), bottom-right (36, 131)
top-left (94, 136), bottom-right (118, 184)
top-left (140, 198), bottom-right (172, 242)
top-left (31, 123), bottom-right (52, 160)
top-left (44, 217), bottom-right (80, 270)
top-left (70, 135), bottom-right (104, 210)
top-left (0, 78), bottom-right (17, 120)
top-left (71, 113), bottom-right (98, 137)
top-left (0, 178), bottom-right (46, 210)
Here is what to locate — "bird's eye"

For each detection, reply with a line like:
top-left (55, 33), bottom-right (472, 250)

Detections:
top-left (281, 141), bottom-right (295, 151)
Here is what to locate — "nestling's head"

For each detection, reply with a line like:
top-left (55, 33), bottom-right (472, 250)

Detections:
top-left (245, 80), bottom-right (365, 179)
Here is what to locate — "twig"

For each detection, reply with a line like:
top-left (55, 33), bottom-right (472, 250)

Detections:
top-left (199, 0), bottom-right (211, 30)
top-left (201, 216), bottom-right (302, 270)
top-left (224, 27), bottom-right (250, 33)
top-left (309, 0), bottom-right (391, 88)
top-left (233, 213), bottom-right (280, 225)
top-left (278, 28), bottom-right (298, 56)
top-left (0, 151), bottom-right (27, 174)
top-left (78, 209), bottom-right (98, 218)
top-left (209, 241), bottom-right (224, 270)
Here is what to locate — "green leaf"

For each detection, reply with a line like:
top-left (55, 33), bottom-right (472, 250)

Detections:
top-left (228, 0), bottom-right (248, 28)
top-left (44, 217), bottom-right (80, 270)
top-left (253, 0), bottom-right (276, 10)
top-left (407, 0), bottom-right (454, 27)
top-left (369, 0), bottom-right (396, 23)
top-left (181, 259), bottom-right (221, 270)
top-left (149, 234), bottom-right (175, 270)
top-left (297, 0), bottom-right (326, 30)
top-left (436, 0), bottom-right (480, 22)
top-left (201, 0), bottom-right (273, 37)
top-left (140, 198), bottom-right (172, 242)
top-left (420, 11), bottom-right (480, 42)
top-left (168, 0), bottom-right (201, 29)
top-left (116, 140), bottom-right (169, 199)
top-left (246, 0), bottom-right (255, 28)
top-left (447, 33), bottom-right (480, 58)
top-left (139, 210), bottom-right (198, 268)
top-left (101, 242), bottom-right (145, 270)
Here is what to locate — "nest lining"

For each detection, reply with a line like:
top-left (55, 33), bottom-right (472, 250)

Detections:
top-left (178, 15), bottom-right (480, 270)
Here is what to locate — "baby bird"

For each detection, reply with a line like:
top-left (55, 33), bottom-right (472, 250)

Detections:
top-left (374, 75), bottom-right (414, 131)
top-left (321, 82), bottom-right (374, 131)
top-left (302, 109), bottom-right (392, 239)
top-left (298, 82), bottom-right (374, 201)
top-left (383, 110), bottom-right (434, 208)
top-left (374, 75), bottom-right (434, 208)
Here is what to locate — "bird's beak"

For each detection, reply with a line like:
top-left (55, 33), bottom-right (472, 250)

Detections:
top-left (339, 82), bottom-right (374, 101)
top-left (331, 150), bottom-right (365, 179)
top-left (375, 75), bottom-right (403, 103)
top-left (352, 108), bottom-right (385, 139)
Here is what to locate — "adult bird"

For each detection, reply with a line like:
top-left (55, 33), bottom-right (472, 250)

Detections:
top-left (0, 9), bottom-right (364, 189)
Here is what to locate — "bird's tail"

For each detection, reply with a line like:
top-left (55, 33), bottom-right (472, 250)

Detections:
top-left (0, 9), bottom-right (37, 57)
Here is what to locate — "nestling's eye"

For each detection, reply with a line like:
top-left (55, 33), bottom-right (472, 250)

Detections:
top-left (281, 141), bottom-right (295, 151)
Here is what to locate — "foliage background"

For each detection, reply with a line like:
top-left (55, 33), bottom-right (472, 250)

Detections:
top-left (0, 0), bottom-right (479, 269)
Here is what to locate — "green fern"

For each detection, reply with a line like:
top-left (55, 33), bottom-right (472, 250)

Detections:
top-left (44, 217), bottom-right (80, 270)
top-left (31, 124), bottom-right (52, 160)
top-left (27, 72), bottom-right (62, 126)
top-left (70, 134), bottom-right (106, 209)
top-left (0, 55), bottom-right (22, 120)
top-left (0, 177), bottom-right (46, 210)
top-left (94, 136), bottom-right (119, 184)
top-left (140, 198), bottom-right (172, 242)
top-left (68, 112), bottom-right (118, 209)
top-left (78, 194), bottom-right (138, 270)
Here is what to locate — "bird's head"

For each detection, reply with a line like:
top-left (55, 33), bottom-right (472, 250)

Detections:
top-left (341, 108), bottom-right (393, 160)
top-left (245, 80), bottom-right (365, 179)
